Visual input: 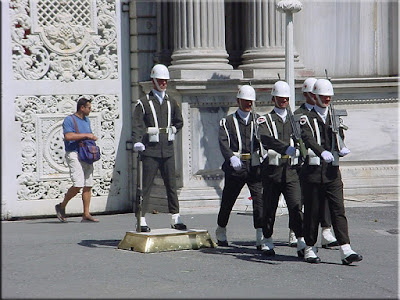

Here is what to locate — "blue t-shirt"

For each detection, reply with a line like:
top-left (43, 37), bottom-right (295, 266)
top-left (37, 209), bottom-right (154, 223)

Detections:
top-left (63, 115), bottom-right (93, 152)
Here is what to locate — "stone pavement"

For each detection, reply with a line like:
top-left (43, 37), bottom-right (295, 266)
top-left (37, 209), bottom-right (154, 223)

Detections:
top-left (2, 194), bottom-right (398, 299)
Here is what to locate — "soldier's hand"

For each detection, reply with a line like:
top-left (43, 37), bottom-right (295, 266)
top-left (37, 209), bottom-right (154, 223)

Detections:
top-left (285, 146), bottom-right (296, 157)
top-left (134, 142), bottom-right (145, 152)
top-left (339, 147), bottom-right (350, 157)
top-left (230, 156), bottom-right (242, 171)
top-left (321, 150), bottom-right (334, 163)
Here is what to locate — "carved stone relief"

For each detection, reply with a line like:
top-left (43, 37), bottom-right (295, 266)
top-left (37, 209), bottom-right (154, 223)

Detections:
top-left (10, 0), bottom-right (118, 82)
top-left (15, 94), bottom-right (120, 201)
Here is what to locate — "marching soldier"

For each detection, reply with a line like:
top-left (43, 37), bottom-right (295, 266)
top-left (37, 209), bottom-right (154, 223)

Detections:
top-left (132, 64), bottom-right (186, 232)
top-left (257, 81), bottom-right (306, 257)
top-left (216, 85), bottom-right (265, 249)
top-left (299, 78), bottom-right (363, 264)
top-left (291, 77), bottom-right (338, 249)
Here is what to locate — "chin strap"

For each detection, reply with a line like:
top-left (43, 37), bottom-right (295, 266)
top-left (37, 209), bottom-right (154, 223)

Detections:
top-left (153, 78), bottom-right (166, 93)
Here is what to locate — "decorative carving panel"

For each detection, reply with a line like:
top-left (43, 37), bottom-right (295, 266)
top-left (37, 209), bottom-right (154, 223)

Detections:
top-left (11, 0), bottom-right (118, 82)
top-left (15, 94), bottom-right (120, 201)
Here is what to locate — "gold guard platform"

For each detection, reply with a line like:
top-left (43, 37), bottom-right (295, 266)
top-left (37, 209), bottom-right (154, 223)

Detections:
top-left (118, 228), bottom-right (217, 253)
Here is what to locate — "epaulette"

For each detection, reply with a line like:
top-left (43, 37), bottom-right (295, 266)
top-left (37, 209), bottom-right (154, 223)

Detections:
top-left (299, 115), bottom-right (308, 125)
top-left (256, 116), bottom-right (267, 124)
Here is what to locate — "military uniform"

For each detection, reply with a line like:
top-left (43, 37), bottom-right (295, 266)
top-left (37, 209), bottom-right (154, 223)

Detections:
top-left (132, 90), bottom-right (183, 214)
top-left (299, 108), bottom-right (350, 247)
top-left (294, 104), bottom-right (332, 229)
top-left (218, 111), bottom-right (264, 229)
top-left (257, 110), bottom-right (304, 240)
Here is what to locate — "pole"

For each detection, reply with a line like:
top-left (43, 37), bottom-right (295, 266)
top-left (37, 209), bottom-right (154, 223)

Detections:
top-left (286, 11), bottom-right (295, 110)
top-left (135, 152), bottom-right (143, 232)
top-left (276, 0), bottom-right (303, 110)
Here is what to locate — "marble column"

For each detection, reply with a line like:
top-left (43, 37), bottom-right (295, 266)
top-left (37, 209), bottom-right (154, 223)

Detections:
top-left (154, 1), bottom-right (173, 66)
top-left (169, 0), bottom-right (242, 79)
top-left (239, 0), bottom-right (311, 79)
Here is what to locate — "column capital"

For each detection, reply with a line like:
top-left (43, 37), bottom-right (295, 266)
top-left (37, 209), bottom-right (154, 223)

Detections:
top-left (276, 0), bottom-right (303, 13)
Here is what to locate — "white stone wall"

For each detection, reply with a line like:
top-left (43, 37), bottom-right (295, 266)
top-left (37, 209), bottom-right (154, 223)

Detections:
top-left (294, 0), bottom-right (398, 77)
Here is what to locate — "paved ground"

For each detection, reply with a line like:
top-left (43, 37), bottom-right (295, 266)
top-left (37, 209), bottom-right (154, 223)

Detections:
top-left (2, 195), bottom-right (398, 299)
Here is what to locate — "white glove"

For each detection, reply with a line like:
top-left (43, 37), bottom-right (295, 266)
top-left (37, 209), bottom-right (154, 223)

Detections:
top-left (285, 146), bottom-right (296, 157)
top-left (230, 155), bottom-right (242, 171)
top-left (321, 150), bottom-right (334, 163)
top-left (134, 142), bottom-right (145, 152)
top-left (339, 147), bottom-right (351, 157)
top-left (171, 126), bottom-right (177, 134)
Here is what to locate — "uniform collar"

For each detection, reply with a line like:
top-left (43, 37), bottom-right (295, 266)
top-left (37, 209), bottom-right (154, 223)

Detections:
top-left (236, 109), bottom-right (250, 125)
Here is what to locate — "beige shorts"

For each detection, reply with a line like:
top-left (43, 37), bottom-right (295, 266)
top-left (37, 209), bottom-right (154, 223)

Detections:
top-left (65, 151), bottom-right (94, 187)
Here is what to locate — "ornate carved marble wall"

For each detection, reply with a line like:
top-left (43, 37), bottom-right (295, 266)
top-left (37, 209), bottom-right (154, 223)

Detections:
top-left (2, 0), bottom-right (130, 219)
top-left (14, 94), bottom-right (120, 201)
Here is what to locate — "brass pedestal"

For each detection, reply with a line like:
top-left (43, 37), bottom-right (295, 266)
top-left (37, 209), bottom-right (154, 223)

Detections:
top-left (118, 228), bottom-right (217, 253)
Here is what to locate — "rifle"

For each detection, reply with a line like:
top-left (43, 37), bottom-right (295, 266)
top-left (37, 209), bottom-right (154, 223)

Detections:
top-left (135, 152), bottom-right (143, 232)
top-left (325, 69), bottom-right (348, 166)
top-left (286, 104), bottom-right (307, 160)
top-left (248, 81), bottom-right (263, 165)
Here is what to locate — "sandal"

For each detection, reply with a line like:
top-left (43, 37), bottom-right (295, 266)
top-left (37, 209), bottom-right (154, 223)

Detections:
top-left (55, 204), bottom-right (67, 222)
top-left (81, 216), bottom-right (99, 222)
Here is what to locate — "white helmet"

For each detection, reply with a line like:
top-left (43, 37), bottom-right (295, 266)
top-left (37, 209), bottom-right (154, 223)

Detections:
top-left (271, 81), bottom-right (290, 97)
top-left (312, 79), bottom-right (334, 96)
top-left (302, 77), bottom-right (317, 92)
top-left (237, 85), bottom-right (256, 101)
top-left (150, 64), bottom-right (170, 79)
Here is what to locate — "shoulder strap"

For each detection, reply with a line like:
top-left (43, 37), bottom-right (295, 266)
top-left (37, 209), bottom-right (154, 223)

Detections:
top-left (233, 114), bottom-right (242, 154)
top-left (136, 99), bottom-right (145, 114)
top-left (313, 118), bottom-right (321, 145)
top-left (220, 117), bottom-right (230, 148)
top-left (267, 114), bottom-right (278, 139)
top-left (70, 114), bottom-right (79, 133)
top-left (148, 100), bottom-right (159, 128)
top-left (167, 100), bottom-right (171, 128)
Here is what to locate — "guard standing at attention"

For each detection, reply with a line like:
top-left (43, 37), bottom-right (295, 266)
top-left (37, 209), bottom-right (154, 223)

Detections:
top-left (132, 64), bottom-right (186, 232)
top-left (216, 85), bottom-right (265, 249)
top-left (299, 78), bottom-right (363, 265)
top-left (256, 80), bottom-right (306, 257)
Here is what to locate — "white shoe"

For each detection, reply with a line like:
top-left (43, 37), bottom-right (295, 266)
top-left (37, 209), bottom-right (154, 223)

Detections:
top-left (261, 237), bottom-right (275, 256)
top-left (216, 226), bottom-right (228, 246)
top-left (256, 228), bottom-right (263, 250)
top-left (340, 244), bottom-right (363, 265)
top-left (171, 213), bottom-right (187, 230)
top-left (296, 237), bottom-right (306, 257)
top-left (289, 229), bottom-right (298, 247)
top-left (321, 227), bottom-right (339, 248)
top-left (304, 246), bottom-right (321, 263)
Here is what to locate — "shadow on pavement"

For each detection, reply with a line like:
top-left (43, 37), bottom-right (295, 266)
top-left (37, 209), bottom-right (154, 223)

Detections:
top-left (78, 239), bottom-right (121, 248)
top-left (199, 241), bottom-right (302, 264)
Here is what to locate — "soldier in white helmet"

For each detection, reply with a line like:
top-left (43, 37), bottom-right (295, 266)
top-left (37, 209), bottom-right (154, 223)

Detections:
top-left (132, 64), bottom-right (186, 232)
top-left (299, 78), bottom-right (363, 265)
top-left (216, 85), bottom-right (265, 249)
top-left (256, 80), bottom-right (306, 257)
top-left (289, 78), bottom-right (338, 249)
